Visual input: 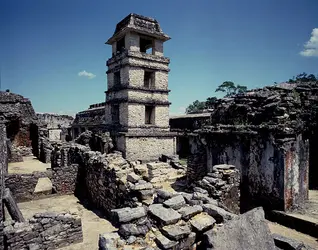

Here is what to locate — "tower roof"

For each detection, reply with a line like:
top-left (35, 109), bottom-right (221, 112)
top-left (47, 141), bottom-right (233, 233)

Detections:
top-left (106, 13), bottom-right (170, 44)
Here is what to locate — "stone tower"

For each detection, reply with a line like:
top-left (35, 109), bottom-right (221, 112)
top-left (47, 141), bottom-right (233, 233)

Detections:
top-left (105, 13), bottom-right (176, 161)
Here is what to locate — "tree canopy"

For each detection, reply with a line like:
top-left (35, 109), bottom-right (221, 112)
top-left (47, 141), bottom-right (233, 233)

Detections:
top-left (215, 81), bottom-right (248, 97)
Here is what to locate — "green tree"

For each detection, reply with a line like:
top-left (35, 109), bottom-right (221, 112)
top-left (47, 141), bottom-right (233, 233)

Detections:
top-left (215, 81), bottom-right (248, 97)
top-left (186, 100), bottom-right (206, 114)
top-left (205, 97), bottom-right (218, 109)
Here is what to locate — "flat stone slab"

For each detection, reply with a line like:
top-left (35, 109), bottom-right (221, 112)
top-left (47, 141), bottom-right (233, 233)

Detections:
top-left (213, 164), bottom-right (235, 171)
top-left (33, 177), bottom-right (52, 194)
top-left (161, 221), bottom-right (192, 241)
top-left (111, 207), bottom-right (146, 223)
top-left (190, 213), bottom-right (216, 232)
top-left (202, 204), bottom-right (237, 223)
top-left (163, 195), bottom-right (185, 210)
top-left (131, 182), bottom-right (153, 191)
top-left (155, 232), bottom-right (178, 249)
top-left (149, 204), bottom-right (181, 225)
top-left (178, 205), bottom-right (203, 220)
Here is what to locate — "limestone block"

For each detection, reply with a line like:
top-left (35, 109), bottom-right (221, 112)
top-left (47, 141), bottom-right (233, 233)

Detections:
top-left (190, 213), bottom-right (215, 232)
top-left (148, 204), bottom-right (181, 225)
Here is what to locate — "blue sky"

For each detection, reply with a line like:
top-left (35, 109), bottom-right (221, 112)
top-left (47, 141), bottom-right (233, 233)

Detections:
top-left (1, 0), bottom-right (318, 116)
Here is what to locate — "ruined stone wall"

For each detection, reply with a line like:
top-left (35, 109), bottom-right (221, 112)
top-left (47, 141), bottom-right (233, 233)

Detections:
top-left (36, 113), bottom-right (73, 130)
top-left (0, 123), bottom-right (7, 250)
top-left (5, 171), bottom-right (52, 202)
top-left (188, 131), bottom-right (309, 212)
top-left (0, 92), bottom-right (37, 147)
top-left (4, 212), bottom-right (82, 250)
top-left (50, 143), bottom-right (135, 215)
top-left (125, 136), bottom-right (176, 162)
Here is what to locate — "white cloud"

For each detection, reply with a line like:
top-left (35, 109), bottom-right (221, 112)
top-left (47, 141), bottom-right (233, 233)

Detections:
top-left (78, 70), bottom-right (96, 79)
top-left (300, 28), bottom-right (318, 57)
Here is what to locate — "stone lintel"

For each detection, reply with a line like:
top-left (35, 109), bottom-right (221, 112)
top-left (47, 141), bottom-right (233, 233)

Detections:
top-left (105, 98), bottom-right (171, 106)
top-left (105, 86), bottom-right (170, 94)
top-left (117, 131), bottom-right (177, 138)
top-left (106, 50), bottom-right (170, 67)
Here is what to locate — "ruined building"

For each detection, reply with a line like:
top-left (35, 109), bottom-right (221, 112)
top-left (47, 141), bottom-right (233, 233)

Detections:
top-left (104, 13), bottom-right (176, 161)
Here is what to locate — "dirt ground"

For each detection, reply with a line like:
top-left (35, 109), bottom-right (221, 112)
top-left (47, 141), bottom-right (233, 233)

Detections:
top-left (18, 195), bottom-right (117, 250)
top-left (8, 156), bottom-right (50, 174)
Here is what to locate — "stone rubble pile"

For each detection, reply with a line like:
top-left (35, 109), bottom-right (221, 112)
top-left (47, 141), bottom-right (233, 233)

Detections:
top-left (98, 165), bottom-right (241, 249)
top-left (194, 164), bottom-right (240, 214)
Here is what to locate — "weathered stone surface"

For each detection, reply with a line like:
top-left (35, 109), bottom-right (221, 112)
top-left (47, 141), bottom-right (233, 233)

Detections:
top-left (131, 182), bottom-right (153, 191)
top-left (161, 221), bottom-right (192, 241)
top-left (163, 195), bottom-right (185, 210)
top-left (202, 203), bottom-right (237, 223)
top-left (99, 232), bottom-right (120, 250)
top-left (272, 233), bottom-right (315, 250)
top-left (33, 177), bottom-right (52, 195)
top-left (178, 205), bottom-right (203, 220)
top-left (4, 212), bottom-right (83, 250)
top-left (111, 207), bottom-right (146, 223)
top-left (202, 207), bottom-right (275, 250)
top-left (148, 204), bottom-right (181, 225)
top-left (190, 213), bottom-right (216, 232)
top-left (157, 189), bottom-right (178, 200)
top-left (118, 223), bottom-right (150, 238)
top-left (155, 232), bottom-right (178, 250)
top-left (127, 173), bottom-right (140, 183)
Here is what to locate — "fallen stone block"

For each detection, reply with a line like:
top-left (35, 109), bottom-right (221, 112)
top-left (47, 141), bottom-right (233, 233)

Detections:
top-left (155, 232), bottom-right (178, 250)
top-left (178, 205), bottom-right (203, 220)
top-left (111, 207), bottom-right (146, 223)
top-left (126, 173), bottom-right (141, 183)
top-left (213, 164), bottom-right (236, 171)
top-left (131, 182), bottom-right (153, 191)
top-left (190, 213), bottom-right (216, 232)
top-left (149, 204), bottom-right (181, 225)
top-left (99, 232), bottom-right (120, 250)
top-left (193, 186), bottom-right (208, 194)
top-left (161, 221), bottom-right (192, 241)
top-left (201, 207), bottom-right (276, 250)
top-left (33, 177), bottom-right (53, 195)
top-left (202, 204), bottom-right (237, 223)
top-left (177, 232), bottom-right (196, 250)
top-left (157, 189), bottom-right (178, 200)
top-left (118, 223), bottom-right (150, 238)
top-left (163, 195), bottom-right (186, 210)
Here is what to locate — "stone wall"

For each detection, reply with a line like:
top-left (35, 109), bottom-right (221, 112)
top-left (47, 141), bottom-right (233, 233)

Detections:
top-left (50, 143), bottom-right (135, 214)
top-left (5, 171), bottom-right (52, 202)
top-left (124, 136), bottom-right (176, 162)
top-left (0, 91), bottom-right (38, 163)
top-left (0, 122), bottom-right (7, 250)
top-left (188, 129), bottom-right (309, 212)
top-left (37, 113), bottom-right (73, 130)
top-left (4, 212), bottom-right (82, 250)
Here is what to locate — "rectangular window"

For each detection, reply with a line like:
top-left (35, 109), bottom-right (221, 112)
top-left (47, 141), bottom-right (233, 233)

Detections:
top-left (144, 71), bottom-right (154, 88)
top-left (116, 36), bottom-right (125, 52)
top-left (114, 71), bottom-right (121, 85)
top-left (145, 106), bottom-right (155, 125)
top-left (140, 37), bottom-right (153, 54)
top-left (111, 105), bottom-right (120, 124)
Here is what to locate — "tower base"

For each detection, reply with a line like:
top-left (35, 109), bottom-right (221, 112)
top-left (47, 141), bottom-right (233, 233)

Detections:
top-left (114, 131), bottom-right (177, 162)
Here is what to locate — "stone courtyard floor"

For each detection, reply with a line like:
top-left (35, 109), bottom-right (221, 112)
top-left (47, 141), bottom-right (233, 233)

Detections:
top-left (289, 190), bottom-right (318, 223)
top-left (8, 156), bottom-right (50, 174)
top-left (18, 195), bottom-right (117, 250)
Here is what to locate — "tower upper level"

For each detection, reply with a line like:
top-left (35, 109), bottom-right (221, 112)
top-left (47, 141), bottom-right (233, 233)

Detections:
top-left (106, 13), bottom-right (170, 57)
